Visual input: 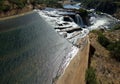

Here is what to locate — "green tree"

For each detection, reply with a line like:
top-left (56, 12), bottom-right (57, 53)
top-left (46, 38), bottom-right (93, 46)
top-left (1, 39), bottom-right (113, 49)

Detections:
top-left (0, 0), bottom-right (10, 12)
top-left (9, 0), bottom-right (26, 8)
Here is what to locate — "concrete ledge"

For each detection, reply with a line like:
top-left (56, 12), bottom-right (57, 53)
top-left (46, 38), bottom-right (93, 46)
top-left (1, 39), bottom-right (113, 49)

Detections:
top-left (56, 35), bottom-right (90, 84)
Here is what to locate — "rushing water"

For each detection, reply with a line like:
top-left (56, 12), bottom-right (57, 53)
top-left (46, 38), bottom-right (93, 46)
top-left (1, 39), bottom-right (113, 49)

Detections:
top-left (88, 12), bottom-right (119, 30)
top-left (0, 12), bottom-right (74, 84)
top-left (63, 4), bottom-right (80, 10)
top-left (75, 14), bottom-right (84, 27)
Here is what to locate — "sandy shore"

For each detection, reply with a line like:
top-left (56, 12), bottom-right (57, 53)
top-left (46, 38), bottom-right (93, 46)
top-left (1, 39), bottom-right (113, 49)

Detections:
top-left (56, 36), bottom-right (90, 84)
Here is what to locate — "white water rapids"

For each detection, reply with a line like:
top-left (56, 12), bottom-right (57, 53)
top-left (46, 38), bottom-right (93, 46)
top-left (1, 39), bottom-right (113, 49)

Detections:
top-left (88, 12), bottom-right (120, 30)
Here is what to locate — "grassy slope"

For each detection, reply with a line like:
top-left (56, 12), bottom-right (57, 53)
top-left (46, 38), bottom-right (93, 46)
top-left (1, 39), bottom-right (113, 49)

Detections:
top-left (89, 29), bottom-right (120, 84)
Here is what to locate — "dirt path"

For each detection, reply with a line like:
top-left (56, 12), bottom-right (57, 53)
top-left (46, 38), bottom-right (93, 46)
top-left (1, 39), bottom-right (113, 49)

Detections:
top-left (56, 36), bottom-right (90, 84)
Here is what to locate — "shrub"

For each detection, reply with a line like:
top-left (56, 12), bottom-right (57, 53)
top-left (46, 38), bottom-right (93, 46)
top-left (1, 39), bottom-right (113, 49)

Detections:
top-left (2, 5), bottom-right (10, 12)
top-left (96, 11), bottom-right (102, 15)
top-left (29, 0), bottom-right (61, 7)
top-left (9, 0), bottom-right (26, 9)
top-left (91, 30), bottom-right (103, 35)
top-left (96, 31), bottom-right (120, 62)
top-left (79, 8), bottom-right (88, 17)
top-left (0, 0), bottom-right (5, 11)
top-left (98, 34), bottom-right (110, 47)
top-left (111, 24), bottom-right (120, 30)
top-left (107, 41), bottom-right (120, 61)
top-left (86, 67), bottom-right (98, 84)
top-left (0, 5), bottom-right (10, 12)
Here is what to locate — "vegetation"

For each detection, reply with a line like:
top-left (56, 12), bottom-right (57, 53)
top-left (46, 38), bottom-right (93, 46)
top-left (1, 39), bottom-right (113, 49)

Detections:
top-left (86, 67), bottom-right (98, 84)
top-left (107, 41), bottom-right (120, 61)
top-left (29, 0), bottom-right (61, 7)
top-left (91, 29), bottom-right (120, 62)
top-left (0, 0), bottom-right (10, 12)
top-left (79, 8), bottom-right (88, 17)
top-left (0, 0), bottom-right (61, 12)
top-left (98, 33), bottom-right (110, 47)
top-left (111, 24), bottom-right (120, 30)
top-left (75, 0), bottom-right (120, 14)
top-left (94, 30), bottom-right (120, 62)
top-left (91, 30), bottom-right (103, 34)
top-left (10, 0), bottom-right (27, 8)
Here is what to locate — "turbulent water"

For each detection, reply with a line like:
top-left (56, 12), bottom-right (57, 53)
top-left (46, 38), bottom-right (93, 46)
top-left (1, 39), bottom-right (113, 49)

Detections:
top-left (0, 12), bottom-right (75, 84)
top-left (75, 14), bottom-right (84, 27)
top-left (88, 12), bottom-right (119, 30)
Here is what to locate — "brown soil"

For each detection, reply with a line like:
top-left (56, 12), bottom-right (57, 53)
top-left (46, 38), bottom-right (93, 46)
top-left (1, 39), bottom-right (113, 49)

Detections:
top-left (89, 30), bottom-right (120, 84)
top-left (56, 36), bottom-right (90, 84)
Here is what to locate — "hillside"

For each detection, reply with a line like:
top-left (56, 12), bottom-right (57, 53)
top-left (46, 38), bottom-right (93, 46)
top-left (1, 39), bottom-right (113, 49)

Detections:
top-left (75, 0), bottom-right (120, 19)
top-left (89, 27), bottom-right (120, 84)
top-left (0, 0), bottom-right (61, 18)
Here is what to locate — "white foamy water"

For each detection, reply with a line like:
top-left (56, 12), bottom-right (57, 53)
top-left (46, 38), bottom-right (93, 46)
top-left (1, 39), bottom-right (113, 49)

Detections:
top-left (57, 46), bottom-right (79, 76)
top-left (88, 12), bottom-right (119, 30)
top-left (88, 18), bottom-right (108, 30)
top-left (36, 9), bottom-right (89, 42)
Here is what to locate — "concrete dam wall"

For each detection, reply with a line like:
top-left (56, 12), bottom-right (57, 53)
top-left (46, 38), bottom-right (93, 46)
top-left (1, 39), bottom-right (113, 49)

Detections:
top-left (0, 12), bottom-right (77, 84)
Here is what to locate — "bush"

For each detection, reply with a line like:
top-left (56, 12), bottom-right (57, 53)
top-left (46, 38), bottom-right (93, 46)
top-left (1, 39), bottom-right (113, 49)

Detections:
top-left (96, 30), bottom-right (120, 62)
top-left (98, 34), bottom-right (110, 47)
top-left (91, 30), bottom-right (103, 34)
top-left (9, 0), bottom-right (26, 9)
top-left (96, 11), bottom-right (102, 15)
top-left (79, 8), bottom-right (88, 17)
top-left (107, 41), bottom-right (120, 61)
top-left (0, 5), bottom-right (10, 12)
top-left (111, 24), bottom-right (120, 30)
top-left (29, 0), bottom-right (61, 7)
top-left (86, 67), bottom-right (98, 84)
top-left (0, 0), bottom-right (6, 12)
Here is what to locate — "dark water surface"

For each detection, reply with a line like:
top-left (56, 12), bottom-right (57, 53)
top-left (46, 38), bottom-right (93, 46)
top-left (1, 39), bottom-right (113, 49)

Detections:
top-left (0, 12), bottom-right (72, 84)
